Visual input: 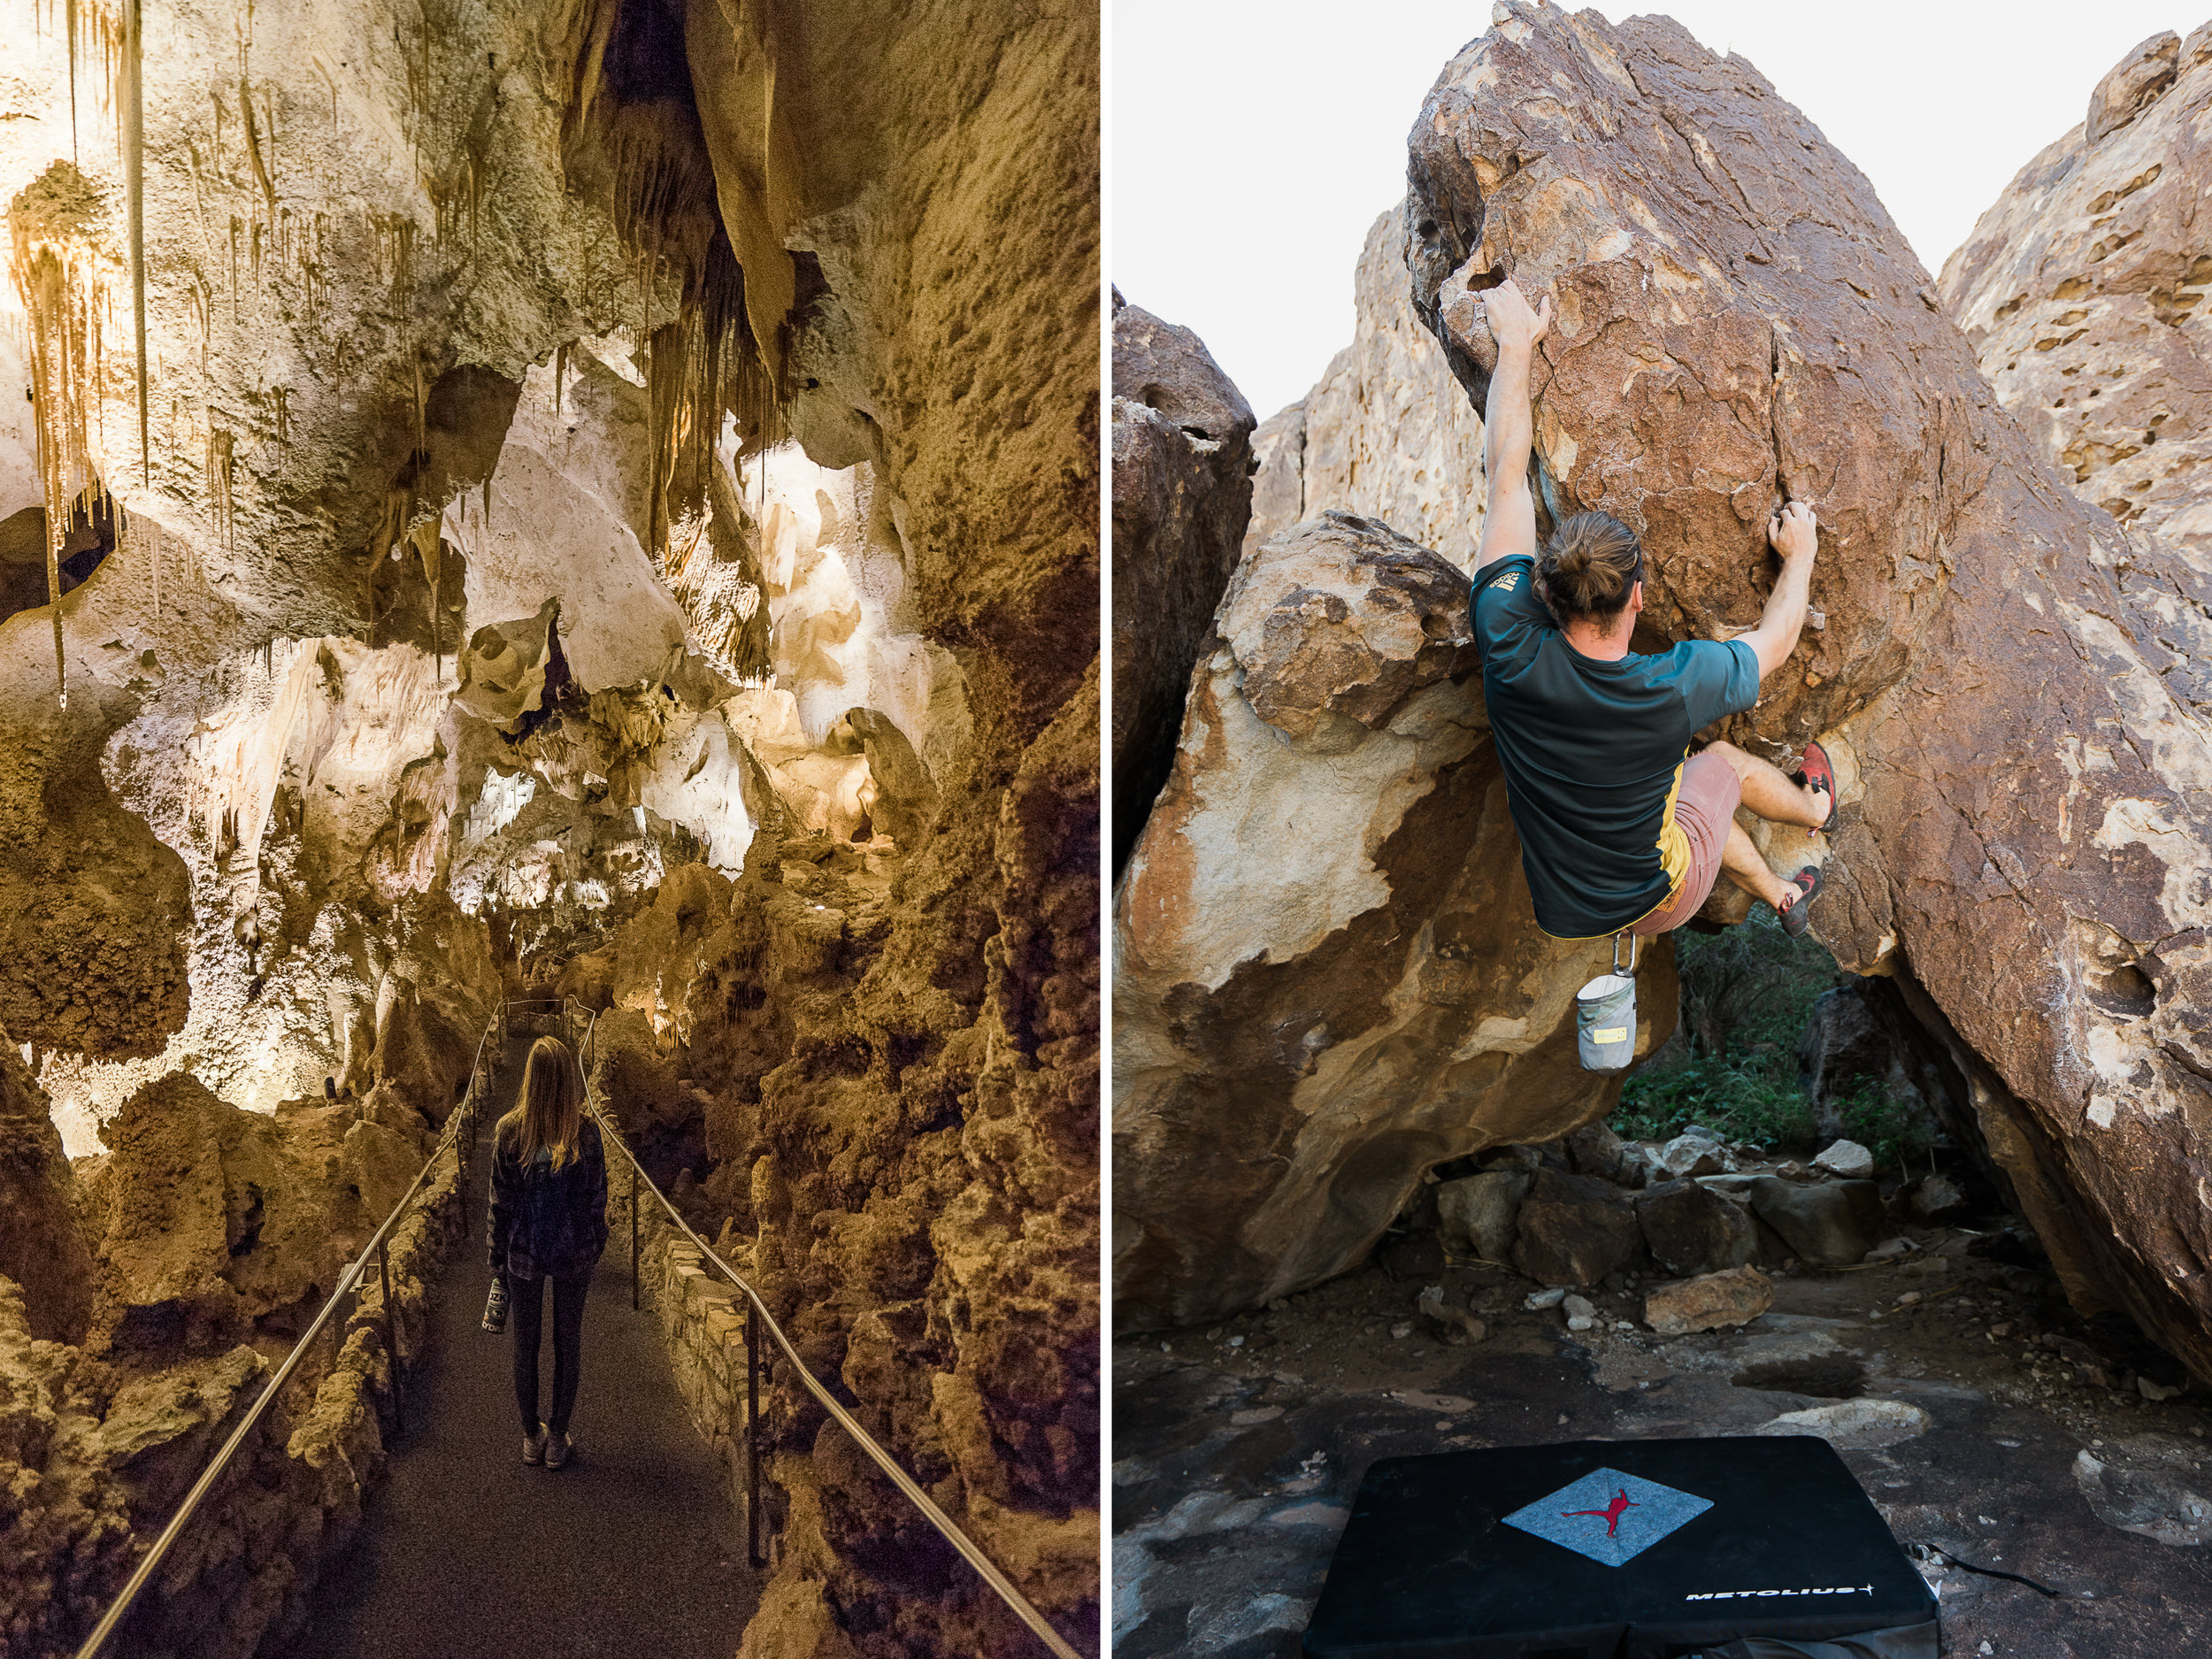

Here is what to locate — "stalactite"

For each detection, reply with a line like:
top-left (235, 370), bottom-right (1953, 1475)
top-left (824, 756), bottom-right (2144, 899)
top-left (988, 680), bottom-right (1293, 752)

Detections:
top-left (9, 162), bottom-right (105, 710)
top-left (204, 424), bottom-right (234, 552)
top-left (241, 77), bottom-right (277, 216)
top-left (412, 519), bottom-right (443, 681)
top-left (123, 0), bottom-right (146, 485)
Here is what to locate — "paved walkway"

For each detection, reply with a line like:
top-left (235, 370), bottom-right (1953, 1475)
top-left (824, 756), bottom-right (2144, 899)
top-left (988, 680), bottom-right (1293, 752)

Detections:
top-left (303, 1035), bottom-right (757, 1659)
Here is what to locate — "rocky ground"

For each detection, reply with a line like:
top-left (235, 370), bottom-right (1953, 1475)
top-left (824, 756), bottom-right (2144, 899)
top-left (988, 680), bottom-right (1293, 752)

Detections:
top-left (1114, 1150), bottom-right (2212, 1659)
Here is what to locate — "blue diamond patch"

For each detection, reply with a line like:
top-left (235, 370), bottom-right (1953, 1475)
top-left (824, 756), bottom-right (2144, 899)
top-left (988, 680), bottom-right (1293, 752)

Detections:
top-left (1502, 1466), bottom-right (1713, 1567)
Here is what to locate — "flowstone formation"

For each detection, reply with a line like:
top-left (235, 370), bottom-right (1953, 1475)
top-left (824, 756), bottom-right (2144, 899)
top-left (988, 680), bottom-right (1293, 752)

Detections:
top-left (1939, 27), bottom-right (2212, 584)
top-left (1242, 201), bottom-right (1490, 567)
top-left (0, 1), bottom-right (1096, 1655)
top-left (1386, 0), bottom-right (2212, 1378)
top-left (1114, 511), bottom-right (1678, 1328)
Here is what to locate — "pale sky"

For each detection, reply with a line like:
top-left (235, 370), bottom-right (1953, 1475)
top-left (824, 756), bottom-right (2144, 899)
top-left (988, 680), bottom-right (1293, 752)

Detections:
top-left (1112, 2), bottom-right (2193, 419)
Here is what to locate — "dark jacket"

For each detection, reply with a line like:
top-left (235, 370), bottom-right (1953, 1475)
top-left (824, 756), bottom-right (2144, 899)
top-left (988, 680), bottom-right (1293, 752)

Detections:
top-left (488, 1113), bottom-right (609, 1281)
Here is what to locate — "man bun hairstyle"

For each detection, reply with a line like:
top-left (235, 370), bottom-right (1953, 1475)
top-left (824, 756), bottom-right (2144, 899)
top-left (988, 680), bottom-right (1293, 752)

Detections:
top-left (1536, 511), bottom-right (1644, 626)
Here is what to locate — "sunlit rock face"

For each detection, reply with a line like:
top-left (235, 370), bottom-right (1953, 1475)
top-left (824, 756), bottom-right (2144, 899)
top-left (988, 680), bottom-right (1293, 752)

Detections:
top-left (1939, 27), bottom-right (2212, 617)
top-left (1243, 202), bottom-right (1490, 568)
top-left (1386, 1), bottom-right (2212, 1378)
top-left (1114, 512), bottom-right (1678, 1329)
top-left (1109, 295), bottom-right (1256, 874)
top-left (0, 0), bottom-right (1094, 1653)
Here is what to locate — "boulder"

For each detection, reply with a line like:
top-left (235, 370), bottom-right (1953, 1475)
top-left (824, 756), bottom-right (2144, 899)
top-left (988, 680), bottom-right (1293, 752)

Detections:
top-left (1645, 1266), bottom-right (1772, 1337)
top-left (2073, 1449), bottom-right (2212, 1547)
top-left (1943, 26), bottom-right (2212, 577)
top-left (1565, 1119), bottom-right (1627, 1182)
top-left (1796, 977), bottom-right (1960, 1148)
top-left (1811, 1140), bottom-right (1875, 1180)
top-left (1635, 1179), bottom-right (1757, 1279)
top-left (1114, 511), bottom-right (1678, 1326)
top-left (1749, 1177), bottom-right (1885, 1269)
top-left (1110, 295), bottom-right (1257, 872)
top-left (1760, 1398), bottom-right (1932, 1452)
top-left (1407, 3), bottom-right (2212, 1380)
top-left (1512, 1169), bottom-right (1644, 1288)
top-left (1242, 203), bottom-right (1489, 566)
top-left (1417, 1286), bottom-right (1488, 1346)
top-left (1435, 1170), bottom-right (1529, 1263)
top-left (1911, 1173), bottom-right (1968, 1221)
top-left (1654, 1133), bottom-right (1727, 1180)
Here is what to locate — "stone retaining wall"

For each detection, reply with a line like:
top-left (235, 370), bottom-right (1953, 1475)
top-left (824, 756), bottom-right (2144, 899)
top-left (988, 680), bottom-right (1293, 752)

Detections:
top-left (600, 1143), bottom-right (761, 1540)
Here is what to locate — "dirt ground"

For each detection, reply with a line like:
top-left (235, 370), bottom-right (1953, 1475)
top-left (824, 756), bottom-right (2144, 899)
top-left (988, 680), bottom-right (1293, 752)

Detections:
top-left (1113, 1221), bottom-right (2212, 1657)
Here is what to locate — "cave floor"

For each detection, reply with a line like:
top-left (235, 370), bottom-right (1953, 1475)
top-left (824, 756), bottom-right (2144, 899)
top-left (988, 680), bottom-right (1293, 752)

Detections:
top-left (1113, 1241), bottom-right (2212, 1658)
top-left (300, 1034), bottom-right (758, 1658)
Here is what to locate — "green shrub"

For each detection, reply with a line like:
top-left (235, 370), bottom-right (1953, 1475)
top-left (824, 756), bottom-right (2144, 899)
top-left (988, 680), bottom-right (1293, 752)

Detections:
top-left (1617, 906), bottom-right (1839, 1153)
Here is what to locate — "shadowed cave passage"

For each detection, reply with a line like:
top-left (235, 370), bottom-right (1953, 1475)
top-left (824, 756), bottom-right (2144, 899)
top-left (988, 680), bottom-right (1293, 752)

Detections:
top-left (0, 491), bottom-right (114, 626)
top-left (303, 1033), bottom-right (757, 1659)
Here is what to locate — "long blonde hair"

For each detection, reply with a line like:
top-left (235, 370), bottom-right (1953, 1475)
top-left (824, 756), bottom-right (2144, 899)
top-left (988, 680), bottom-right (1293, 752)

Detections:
top-left (508, 1036), bottom-right (583, 1170)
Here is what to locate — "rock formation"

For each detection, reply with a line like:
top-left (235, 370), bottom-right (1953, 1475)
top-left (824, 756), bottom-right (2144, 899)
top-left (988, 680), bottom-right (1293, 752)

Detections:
top-left (1122, 0), bottom-right (2212, 1386)
top-left (1243, 202), bottom-right (1490, 567)
top-left (1391, 0), bottom-right (2212, 1379)
top-left (1110, 294), bottom-right (1256, 873)
top-left (0, 2), bottom-right (1097, 1655)
top-left (1939, 28), bottom-right (2212, 599)
top-left (1114, 511), bottom-right (1679, 1327)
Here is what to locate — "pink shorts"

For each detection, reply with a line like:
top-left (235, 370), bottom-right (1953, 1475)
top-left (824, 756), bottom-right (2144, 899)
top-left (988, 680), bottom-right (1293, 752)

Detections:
top-left (1630, 750), bottom-right (1741, 937)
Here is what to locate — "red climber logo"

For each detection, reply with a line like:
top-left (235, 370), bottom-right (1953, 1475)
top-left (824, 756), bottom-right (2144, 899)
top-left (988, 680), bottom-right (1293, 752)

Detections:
top-left (1563, 1489), bottom-right (1638, 1537)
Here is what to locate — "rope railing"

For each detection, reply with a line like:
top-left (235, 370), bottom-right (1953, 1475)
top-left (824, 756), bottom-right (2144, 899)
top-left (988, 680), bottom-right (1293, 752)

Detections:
top-left (73, 997), bottom-right (513, 1659)
top-left (560, 996), bottom-right (1084, 1659)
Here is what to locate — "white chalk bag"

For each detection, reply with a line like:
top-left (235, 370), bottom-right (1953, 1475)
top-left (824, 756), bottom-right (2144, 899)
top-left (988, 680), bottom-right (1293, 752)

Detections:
top-left (1575, 932), bottom-right (1640, 1072)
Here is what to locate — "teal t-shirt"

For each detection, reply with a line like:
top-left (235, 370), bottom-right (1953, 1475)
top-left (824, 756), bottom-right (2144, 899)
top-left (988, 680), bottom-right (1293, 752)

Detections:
top-left (1471, 555), bottom-right (1759, 939)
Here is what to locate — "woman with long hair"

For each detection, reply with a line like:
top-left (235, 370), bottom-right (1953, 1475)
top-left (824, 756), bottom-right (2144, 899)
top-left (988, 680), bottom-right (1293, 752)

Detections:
top-left (488, 1035), bottom-right (608, 1468)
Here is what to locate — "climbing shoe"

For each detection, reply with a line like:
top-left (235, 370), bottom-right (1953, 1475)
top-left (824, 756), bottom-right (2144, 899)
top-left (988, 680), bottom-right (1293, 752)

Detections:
top-left (522, 1423), bottom-right (547, 1465)
top-left (1778, 866), bottom-right (1820, 937)
top-left (544, 1430), bottom-right (572, 1471)
top-left (1793, 740), bottom-right (1839, 833)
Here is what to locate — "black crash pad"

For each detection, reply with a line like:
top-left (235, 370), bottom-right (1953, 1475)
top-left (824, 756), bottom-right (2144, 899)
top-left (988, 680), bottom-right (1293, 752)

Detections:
top-left (1302, 1437), bottom-right (1937, 1659)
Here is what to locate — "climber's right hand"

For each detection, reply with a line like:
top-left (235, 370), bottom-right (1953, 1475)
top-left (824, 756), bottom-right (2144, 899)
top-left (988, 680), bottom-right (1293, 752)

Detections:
top-left (1769, 499), bottom-right (1817, 564)
top-left (1481, 278), bottom-right (1553, 357)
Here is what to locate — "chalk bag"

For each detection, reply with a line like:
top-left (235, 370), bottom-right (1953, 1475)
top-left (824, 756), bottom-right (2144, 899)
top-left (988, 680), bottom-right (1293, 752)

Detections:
top-left (1575, 932), bottom-right (1640, 1072)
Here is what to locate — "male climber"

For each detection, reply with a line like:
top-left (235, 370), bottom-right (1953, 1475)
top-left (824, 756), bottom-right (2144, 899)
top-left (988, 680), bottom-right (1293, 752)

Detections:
top-left (1469, 277), bottom-right (1832, 944)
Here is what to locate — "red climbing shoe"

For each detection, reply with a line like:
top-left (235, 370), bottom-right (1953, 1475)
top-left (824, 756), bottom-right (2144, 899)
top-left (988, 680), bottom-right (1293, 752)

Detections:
top-left (1793, 741), bottom-right (1838, 833)
top-left (1778, 866), bottom-right (1820, 937)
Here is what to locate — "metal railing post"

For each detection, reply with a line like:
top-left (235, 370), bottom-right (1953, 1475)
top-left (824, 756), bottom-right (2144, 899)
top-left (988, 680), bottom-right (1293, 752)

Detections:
top-left (747, 1306), bottom-right (764, 1568)
top-left (377, 1235), bottom-right (402, 1434)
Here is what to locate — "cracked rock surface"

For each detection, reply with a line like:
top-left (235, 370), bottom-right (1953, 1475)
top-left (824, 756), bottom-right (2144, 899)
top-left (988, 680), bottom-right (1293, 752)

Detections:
top-left (1394, 1), bottom-right (2212, 1381)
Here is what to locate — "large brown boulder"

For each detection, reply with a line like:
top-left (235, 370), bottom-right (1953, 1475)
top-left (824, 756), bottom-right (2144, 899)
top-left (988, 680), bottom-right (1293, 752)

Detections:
top-left (1939, 26), bottom-right (2212, 581)
top-left (1243, 202), bottom-right (1490, 566)
top-left (1112, 511), bottom-right (1678, 1328)
top-left (1110, 294), bottom-right (1256, 873)
top-left (1403, 3), bottom-right (2212, 1377)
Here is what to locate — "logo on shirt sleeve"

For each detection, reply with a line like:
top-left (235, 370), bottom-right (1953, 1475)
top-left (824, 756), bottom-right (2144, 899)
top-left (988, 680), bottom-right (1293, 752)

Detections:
top-left (1489, 571), bottom-right (1522, 593)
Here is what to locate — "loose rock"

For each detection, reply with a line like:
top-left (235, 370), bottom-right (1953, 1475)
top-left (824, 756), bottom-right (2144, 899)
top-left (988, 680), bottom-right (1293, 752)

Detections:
top-left (1435, 1170), bottom-right (1529, 1263)
top-left (1636, 1179), bottom-right (1758, 1279)
top-left (1645, 1266), bottom-right (1774, 1337)
top-left (1812, 1140), bottom-right (1876, 1180)
top-left (1512, 1169), bottom-right (1645, 1289)
top-left (1655, 1133), bottom-right (1729, 1179)
top-left (1750, 1178), bottom-right (1886, 1269)
top-left (1760, 1398), bottom-right (1932, 1451)
top-left (2073, 1450), bottom-right (2212, 1546)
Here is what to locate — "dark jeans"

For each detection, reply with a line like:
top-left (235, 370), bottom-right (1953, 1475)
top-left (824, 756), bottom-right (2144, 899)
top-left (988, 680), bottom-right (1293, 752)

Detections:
top-left (510, 1268), bottom-right (590, 1435)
